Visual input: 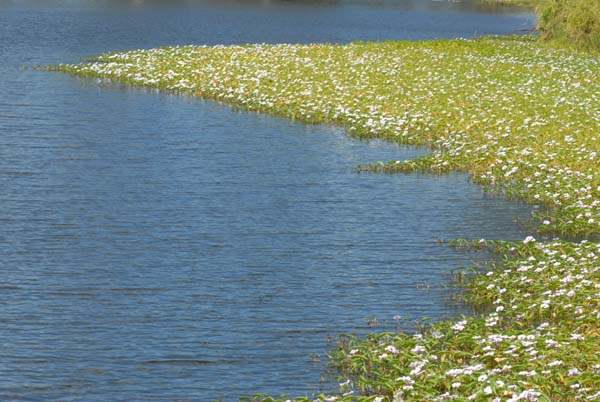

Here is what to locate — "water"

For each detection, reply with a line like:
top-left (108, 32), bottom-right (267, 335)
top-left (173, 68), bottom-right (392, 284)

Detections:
top-left (0, 2), bottom-right (535, 401)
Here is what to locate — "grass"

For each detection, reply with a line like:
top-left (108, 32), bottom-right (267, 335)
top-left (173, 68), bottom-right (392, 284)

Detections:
top-left (475, 0), bottom-right (600, 54)
top-left (46, 35), bottom-right (600, 401)
top-left (537, 0), bottom-right (600, 52)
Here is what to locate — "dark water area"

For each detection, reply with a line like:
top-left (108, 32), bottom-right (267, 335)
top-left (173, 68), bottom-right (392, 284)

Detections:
top-left (0, 2), bottom-right (535, 401)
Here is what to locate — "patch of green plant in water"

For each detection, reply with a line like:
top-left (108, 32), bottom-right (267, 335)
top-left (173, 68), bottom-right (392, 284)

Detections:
top-left (325, 239), bottom-right (600, 401)
top-left (46, 36), bottom-right (600, 401)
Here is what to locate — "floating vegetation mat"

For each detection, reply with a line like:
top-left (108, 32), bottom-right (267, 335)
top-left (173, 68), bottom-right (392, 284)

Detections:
top-left (48, 36), bottom-right (600, 401)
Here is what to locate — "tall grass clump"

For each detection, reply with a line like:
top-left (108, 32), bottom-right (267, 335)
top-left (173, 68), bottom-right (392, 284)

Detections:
top-left (537, 0), bottom-right (600, 51)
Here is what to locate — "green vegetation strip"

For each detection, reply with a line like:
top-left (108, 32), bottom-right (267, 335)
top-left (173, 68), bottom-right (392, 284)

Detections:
top-left (48, 36), bottom-right (600, 401)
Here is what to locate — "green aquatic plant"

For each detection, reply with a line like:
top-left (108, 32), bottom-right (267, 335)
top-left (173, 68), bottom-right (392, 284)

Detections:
top-left (48, 36), bottom-right (600, 401)
top-left (326, 239), bottom-right (600, 401)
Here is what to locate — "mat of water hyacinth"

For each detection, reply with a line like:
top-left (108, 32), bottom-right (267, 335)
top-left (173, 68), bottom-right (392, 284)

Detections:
top-left (50, 35), bottom-right (600, 401)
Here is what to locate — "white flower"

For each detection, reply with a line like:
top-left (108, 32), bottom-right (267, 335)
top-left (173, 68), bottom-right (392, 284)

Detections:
top-left (452, 320), bottom-right (467, 331)
top-left (571, 333), bottom-right (584, 340)
top-left (411, 345), bottom-right (426, 354)
top-left (397, 376), bottom-right (414, 384)
top-left (385, 345), bottom-right (399, 355)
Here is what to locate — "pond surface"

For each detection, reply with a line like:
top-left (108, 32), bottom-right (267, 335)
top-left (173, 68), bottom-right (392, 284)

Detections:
top-left (0, 2), bottom-right (535, 401)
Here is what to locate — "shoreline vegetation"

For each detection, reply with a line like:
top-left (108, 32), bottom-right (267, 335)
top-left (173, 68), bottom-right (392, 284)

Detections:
top-left (46, 7), bottom-right (600, 401)
top-left (480, 0), bottom-right (600, 53)
top-left (478, 0), bottom-right (538, 6)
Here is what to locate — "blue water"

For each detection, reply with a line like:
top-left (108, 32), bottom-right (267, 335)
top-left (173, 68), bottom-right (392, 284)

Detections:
top-left (0, 2), bottom-right (535, 401)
